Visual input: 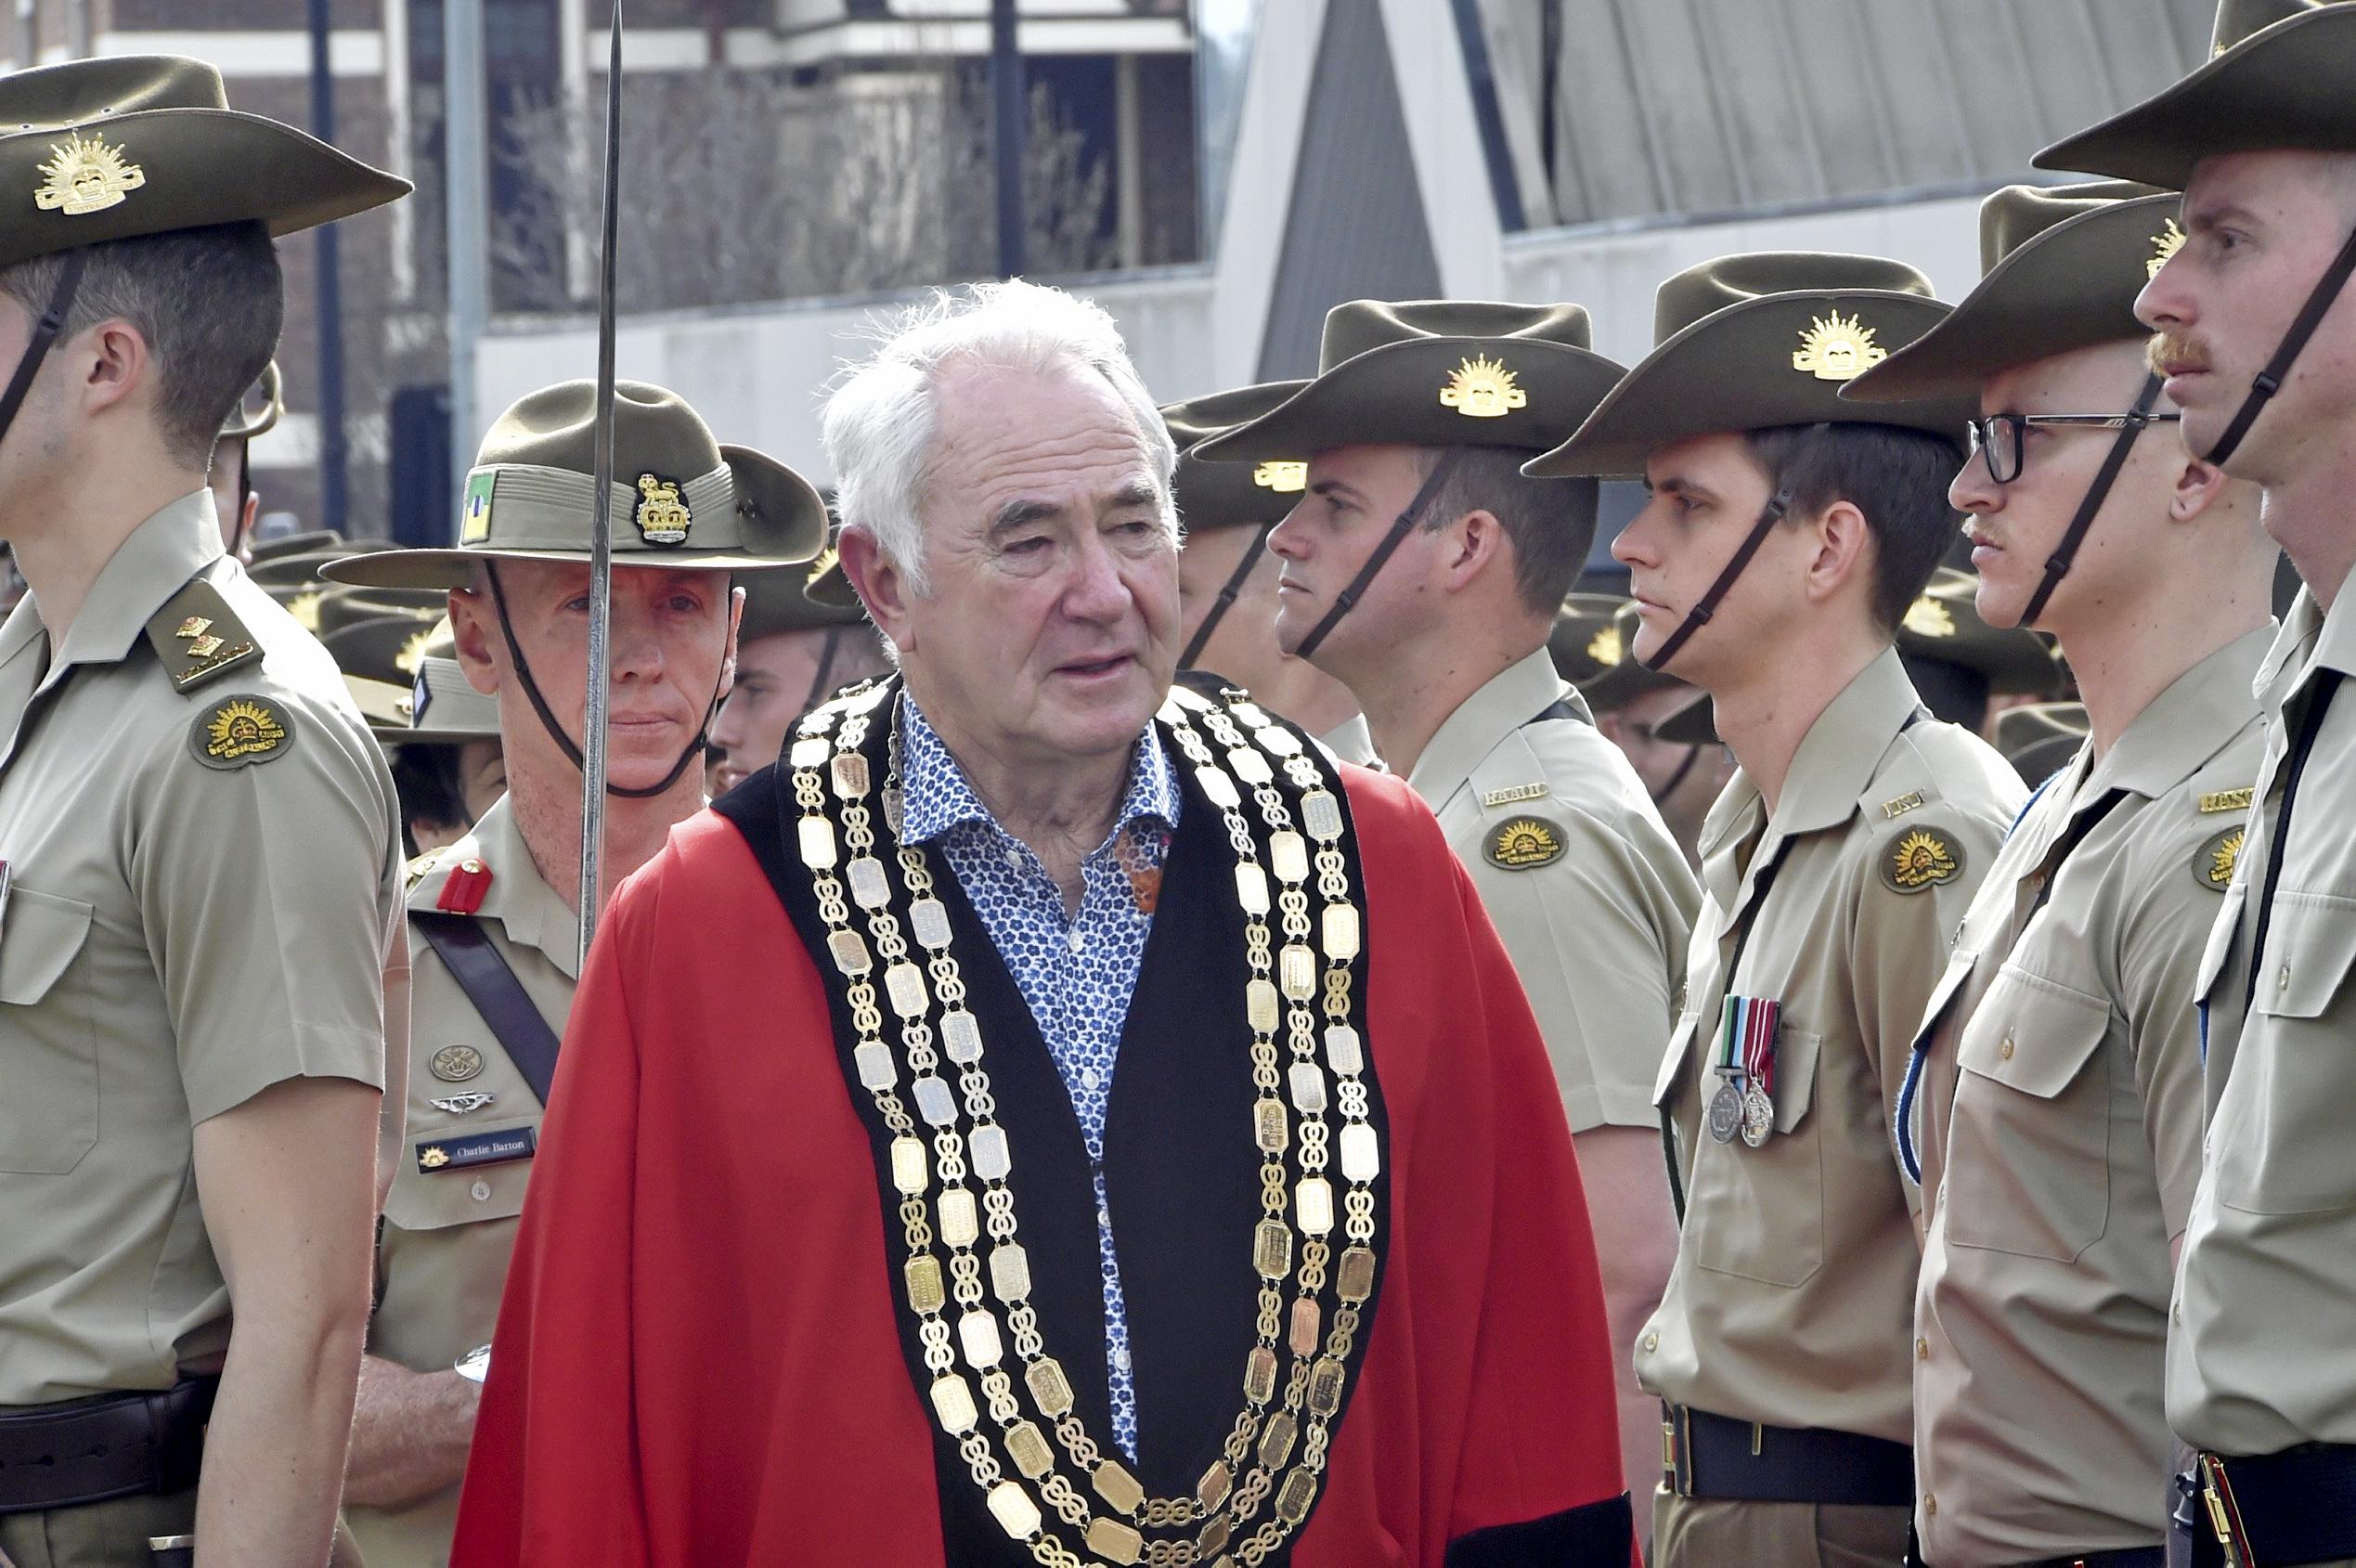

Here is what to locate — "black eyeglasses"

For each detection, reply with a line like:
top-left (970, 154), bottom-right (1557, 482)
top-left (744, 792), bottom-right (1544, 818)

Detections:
top-left (1965, 410), bottom-right (2183, 485)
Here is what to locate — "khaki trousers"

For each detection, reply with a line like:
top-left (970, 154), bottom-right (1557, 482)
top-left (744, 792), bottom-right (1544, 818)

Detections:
top-left (1653, 1485), bottom-right (1910, 1568)
top-left (0, 1489), bottom-right (196, 1568)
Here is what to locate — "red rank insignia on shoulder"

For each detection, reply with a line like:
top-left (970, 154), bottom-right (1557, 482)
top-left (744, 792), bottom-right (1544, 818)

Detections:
top-left (437, 857), bottom-right (493, 914)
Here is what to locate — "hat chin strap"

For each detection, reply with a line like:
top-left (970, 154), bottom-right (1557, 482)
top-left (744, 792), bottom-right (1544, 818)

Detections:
top-left (799, 623), bottom-right (848, 717)
top-left (1638, 486), bottom-right (1795, 674)
top-left (484, 562), bottom-right (723, 800)
top-left (0, 252), bottom-right (88, 457)
top-left (1177, 519), bottom-right (1275, 671)
top-left (2016, 371), bottom-right (2165, 628)
top-left (1291, 449), bottom-right (1465, 664)
top-left (2201, 221), bottom-right (2356, 467)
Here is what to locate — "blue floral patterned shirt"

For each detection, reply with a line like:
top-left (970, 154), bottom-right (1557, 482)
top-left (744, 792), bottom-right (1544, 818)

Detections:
top-left (899, 697), bottom-right (1180, 1459)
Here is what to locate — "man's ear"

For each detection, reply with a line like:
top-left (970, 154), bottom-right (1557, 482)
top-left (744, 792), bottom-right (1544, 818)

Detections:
top-left (2169, 452), bottom-right (2234, 522)
top-left (718, 581), bottom-right (744, 700)
top-left (839, 526), bottom-right (913, 650)
top-left (1802, 498), bottom-right (1872, 606)
top-left (447, 583), bottom-right (502, 696)
top-left (76, 318), bottom-right (149, 419)
top-left (1439, 507), bottom-right (1507, 592)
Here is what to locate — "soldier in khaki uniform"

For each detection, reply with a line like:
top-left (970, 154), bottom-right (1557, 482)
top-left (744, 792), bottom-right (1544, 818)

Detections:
top-left (1843, 184), bottom-right (2276, 1565)
top-left (323, 381), bottom-right (825, 1567)
top-left (325, 614), bottom-right (509, 856)
top-left (0, 55), bottom-right (411, 1568)
top-left (1160, 383), bottom-right (1380, 766)
top-left (707, 553), bottom-right (891, 797)
top-left (2035, 3), bottom-right (2356, 1562)
top-left (1197, 301), bottom-right (1700, 1523)
top-left (1530, 253), bottom-right (2024, 1565)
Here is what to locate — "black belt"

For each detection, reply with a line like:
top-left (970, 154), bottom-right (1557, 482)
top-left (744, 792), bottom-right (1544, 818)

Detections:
top-left (0, 1377), bottom-right (215, 1515)
top-left (1663, 1406), bottom-right (1913, 1506)
top-left (2181, 1445), bottom-right (2356, 1567)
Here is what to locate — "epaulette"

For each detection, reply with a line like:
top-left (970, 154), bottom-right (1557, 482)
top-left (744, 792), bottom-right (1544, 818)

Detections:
top-left (145, 576), bottom-right (262, 693)
top-left (436, 855), bottom-right (493, 914)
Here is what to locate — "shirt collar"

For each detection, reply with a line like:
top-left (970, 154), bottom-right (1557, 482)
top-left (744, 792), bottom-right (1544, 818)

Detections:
top-left (1405, 647), bottom-right (1591, 806)
top-left (464, 795), bottom-right (585, 980)
top-left (2085, 627), bottom-right (2273, 800)
top-left (1766, 644), bottom-right (1926, 838)
top-left (897, 693), bottom-right (1181, 851)
top-left (2259, 584), bottom-right (2345, 711)
top-left (1, 491), bottom-right (225, 678)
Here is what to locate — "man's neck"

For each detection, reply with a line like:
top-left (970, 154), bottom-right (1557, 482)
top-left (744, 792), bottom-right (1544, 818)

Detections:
top-left (2261, 460), bottom-right (2356, 613)
top-left (2054, 552), bottom-right (2272, 758)
top-left (910, 686), bottom-right (1133, 907)
top-left (509, 763), bottom-right (703, 915)
top-left (6, 467), bottom-right (203, 642)
top-left (1236, 653), bottom-right (1363, 743)
top-left (1707, 631), bottom-right (1883, 815)
top-left (1345, 614), bottom-right (1544, 779)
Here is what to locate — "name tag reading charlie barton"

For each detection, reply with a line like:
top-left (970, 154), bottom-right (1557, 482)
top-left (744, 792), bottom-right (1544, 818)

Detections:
top-left (416, 1126), bottom-right (537, 1174)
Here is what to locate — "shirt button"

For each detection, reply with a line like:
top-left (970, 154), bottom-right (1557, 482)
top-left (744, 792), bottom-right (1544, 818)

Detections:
top-left (1112, 1346), bottom-right (1132, 1372)
top-left (471, 1179), bottom-right (492, 1202)
top-left (1003, 849), bottom-right (1022, 869)
top-left (1916, 1337), bottom-right (1929, 1361)
top-left (2280, 963), bottom-right (2293, 991)
top-left (1923, 1495), bottom-right (1936, 1518)
top-left (1097, 1205), bottom-right (1113, 1228)
top-left (1641, 1332), bottom-right (1659, 1353)
top-left (1081, 1067), bottom-right (1101, 1091)
top-left (1068, 930), bottom-right (1084, 953)
top-left (1999, 1037), bottom-right (2015, 1061)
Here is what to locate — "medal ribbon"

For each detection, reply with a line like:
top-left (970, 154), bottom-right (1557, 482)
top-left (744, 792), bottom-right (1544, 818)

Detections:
top-left (1740, 996), bottom-right (1780, 1103)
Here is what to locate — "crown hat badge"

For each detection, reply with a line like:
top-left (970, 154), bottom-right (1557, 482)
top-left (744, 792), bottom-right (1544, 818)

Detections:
top-left (1439, 355), bottom-right (1529, 419)
top-left (34, 129), bottom-right (146, 215)
top-left (1586, 623), bottom-right (1624, 667)
top-left (633, 473), bottom-right (692, 547)
top-left (1251, 460), bottom-right (1307, 493)
top-left (1793, 311), bottom-right (1888, 382)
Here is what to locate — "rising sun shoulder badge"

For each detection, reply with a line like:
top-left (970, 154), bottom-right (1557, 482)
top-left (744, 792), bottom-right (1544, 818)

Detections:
top-left (1793, 311), bottom-right (1886, 382)
top-left (2194, 825), bottom-right (2244, 892)
top-left (1484, 814), bottom-right (1567, 871)
top-left (2149, 218), bottom-right (2188, 281)
top-left (1882, 825), bottom-right (1963, 894)
top-left (34, 130), bottom-right (145, 215)
top-left (1439, 354), bottom-right (1528, 419)
top-left (188, 694), bottom-right (294, 771)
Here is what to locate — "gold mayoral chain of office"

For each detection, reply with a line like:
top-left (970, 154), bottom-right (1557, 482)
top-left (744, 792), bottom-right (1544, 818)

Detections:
top-left (790, 678), bottom-right (1381, 1568)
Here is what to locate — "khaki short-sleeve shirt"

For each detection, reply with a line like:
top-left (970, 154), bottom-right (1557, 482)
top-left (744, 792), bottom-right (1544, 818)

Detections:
top-left (1637, 647), bottom-right (2022, 1444)
top-left (1909, 629), bottom-right (2268, 1562)
top-left (1408, 648), bottom-right (1700, 1132)
top-left (2171, 590), bottom-right (2356, 1456)
top-left (0, 492), bottom-right (403, 1407)
top-left (351, 796), bottom-right (576, 1567)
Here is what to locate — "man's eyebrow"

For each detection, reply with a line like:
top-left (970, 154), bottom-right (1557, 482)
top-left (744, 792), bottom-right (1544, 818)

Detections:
top-left (989, 498), bottom-right (1059, 538)
top-left (2184, 200), bottom-right (2261, 234)
top-left (1308, 477), bottom-right (1367, 505)
top-left (1108, 477), bottom-right (1159, 510)
top-left (1651, 473), bottom-right (1711, 501)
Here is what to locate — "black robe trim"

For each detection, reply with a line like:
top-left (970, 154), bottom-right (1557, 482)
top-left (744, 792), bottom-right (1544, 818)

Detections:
top-left (715, 677), bottom-right (1390, 1566)
top-left (1443, 1495), bottom-right (1635, 1566)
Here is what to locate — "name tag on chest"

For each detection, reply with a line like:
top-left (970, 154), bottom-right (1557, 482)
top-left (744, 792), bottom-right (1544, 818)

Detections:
top-left (416, 1126), bottom-right (537, 1174)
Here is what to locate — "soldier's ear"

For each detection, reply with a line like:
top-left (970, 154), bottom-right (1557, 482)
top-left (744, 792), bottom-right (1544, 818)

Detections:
top-left (447, 584), bottom-right (501, 695)
top-left (2169, 452), bottom-right (2234, 524)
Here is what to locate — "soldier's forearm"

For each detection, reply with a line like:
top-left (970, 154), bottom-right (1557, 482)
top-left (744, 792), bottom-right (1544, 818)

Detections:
top-left (194, 1306), bottom-right (370, 1568)
top-left (343, 1353), bottom-right (483, 1509)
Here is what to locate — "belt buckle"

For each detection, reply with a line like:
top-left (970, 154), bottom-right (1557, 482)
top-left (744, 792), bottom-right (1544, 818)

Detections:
top-left (2198, 1453), bottom-right (2253, 1568)
top-left (1663, 1406), bottom-right (1695, 1497)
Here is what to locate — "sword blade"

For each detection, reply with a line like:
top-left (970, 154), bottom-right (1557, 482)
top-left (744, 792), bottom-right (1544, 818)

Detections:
top-left (577, 1), bottom-right (623, 972)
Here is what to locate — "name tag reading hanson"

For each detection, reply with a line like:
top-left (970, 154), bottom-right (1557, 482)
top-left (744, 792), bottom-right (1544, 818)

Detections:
top-left (416, 1126), bottom-right (537, 1174)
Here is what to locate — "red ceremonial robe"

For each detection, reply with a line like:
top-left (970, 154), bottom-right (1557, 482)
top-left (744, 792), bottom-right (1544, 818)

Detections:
top-left (451, 710), bottom-right (1630, 1567)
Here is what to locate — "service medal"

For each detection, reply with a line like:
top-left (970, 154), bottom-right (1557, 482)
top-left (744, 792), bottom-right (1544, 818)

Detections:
top-left (1741, 1084), bottom-right (1775, 1147)
top-left (1707, 1078), bottom-right (1744, 1144)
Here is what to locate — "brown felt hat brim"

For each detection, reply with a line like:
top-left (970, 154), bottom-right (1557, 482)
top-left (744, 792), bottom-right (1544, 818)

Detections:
top-left (0, 105), bottom-right (408, 269)
top-left (1190, 338), bottom-right (1628, 464)
top-left (1843, 195), bottom-right (2182, 402)
top-left (1526, 292), bottom-right (1974, 480)
top-left (2033, 8), bottom-right (2356, 188)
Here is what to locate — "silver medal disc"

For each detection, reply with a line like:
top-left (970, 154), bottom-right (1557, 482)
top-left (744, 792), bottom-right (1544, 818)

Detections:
top-left (1741, 1085), bottom-right (1775, 1147)
top-left (1706, 1080), bottom-right (1743, 1144)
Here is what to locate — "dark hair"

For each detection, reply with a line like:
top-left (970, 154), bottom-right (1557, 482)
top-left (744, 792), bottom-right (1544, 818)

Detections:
top-left (1416, 446), bottom-right (1599, 616)
top-left (390, 744), bottom-right (470, 859)
top-left (1743, 422), bottom-right (1961, 635)
top-left (0, 222), bottom-right (282, 470)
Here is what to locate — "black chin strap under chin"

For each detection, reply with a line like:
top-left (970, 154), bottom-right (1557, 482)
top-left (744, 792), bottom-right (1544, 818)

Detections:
top-left (2017, 371), bottom-right (2165, 627)
top-left (1638, 486), bottom-right (1795, 674)
top-left (1178, 519), bottom-right (1275, 670)
top-left (2203, 222), bottom-right (2356, 467)
top-left (484, 563), bottom-right (724, 799)
top-left (1292, 449), bottom-right (1465, 663)
top-left (0, 251), bottom-right (88, 455)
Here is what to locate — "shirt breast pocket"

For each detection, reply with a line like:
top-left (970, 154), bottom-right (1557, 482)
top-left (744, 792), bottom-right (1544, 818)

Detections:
top-left (1688, 1027), bottom-right (1827, 1289)
top-left (0, 888), bottom-right (99, 1174)
top-left (2214, 893), bottom-right (2356, 1216)
top-left (1942, 970), bottom-right (2113, 1262)
top-left (382, 1121), bottom-right (537, 1234)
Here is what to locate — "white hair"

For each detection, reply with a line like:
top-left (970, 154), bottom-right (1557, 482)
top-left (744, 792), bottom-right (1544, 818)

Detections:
top-left (821, 278), bottom-right (1177, 596)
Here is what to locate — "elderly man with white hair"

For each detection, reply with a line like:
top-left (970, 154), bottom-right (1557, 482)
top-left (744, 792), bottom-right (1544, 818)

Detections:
top-left (451, 279), bottom-right (1635, 1566)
